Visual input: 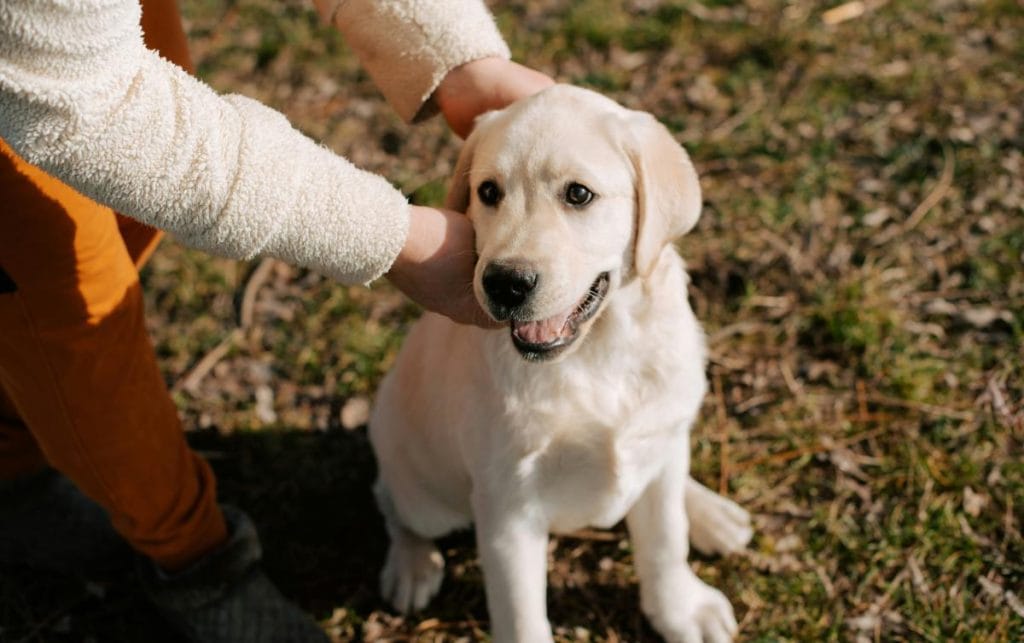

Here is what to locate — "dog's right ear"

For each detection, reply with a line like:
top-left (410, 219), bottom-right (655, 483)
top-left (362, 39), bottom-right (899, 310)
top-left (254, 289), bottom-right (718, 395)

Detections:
top-left (445, 111), bottom-right (499, 212)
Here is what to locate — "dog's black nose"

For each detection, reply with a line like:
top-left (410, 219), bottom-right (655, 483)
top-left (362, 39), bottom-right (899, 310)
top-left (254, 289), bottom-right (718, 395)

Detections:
top-left (482, 262), bottom-right (538, 310)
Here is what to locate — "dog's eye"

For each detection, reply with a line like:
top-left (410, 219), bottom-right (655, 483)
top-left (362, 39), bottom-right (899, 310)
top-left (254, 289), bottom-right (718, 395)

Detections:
top-left (565, 182), bottom-right (595, 207)
top-left (477, 180), bottom-right (503, 207)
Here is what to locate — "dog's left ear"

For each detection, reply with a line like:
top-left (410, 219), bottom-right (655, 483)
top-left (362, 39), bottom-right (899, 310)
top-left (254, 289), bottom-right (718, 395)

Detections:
top-left (623, 111), bottom-right (702, 277)
top-left (445, 134), bottom-right (477, 213)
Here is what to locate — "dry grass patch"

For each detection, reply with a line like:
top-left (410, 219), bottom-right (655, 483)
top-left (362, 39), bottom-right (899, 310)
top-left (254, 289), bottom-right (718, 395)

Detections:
top-left (1, 1), bottom-right (1021, 641)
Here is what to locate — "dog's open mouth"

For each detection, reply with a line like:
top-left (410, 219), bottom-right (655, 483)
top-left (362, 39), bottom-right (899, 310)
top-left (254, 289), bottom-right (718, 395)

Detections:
top-left (510, 272), bottom-right (610, 360)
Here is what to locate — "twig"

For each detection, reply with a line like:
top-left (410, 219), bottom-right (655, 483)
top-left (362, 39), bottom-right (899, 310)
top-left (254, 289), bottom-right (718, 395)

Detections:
top-left (708, 321), bottom-right (770, 345)
top-left (778, 360), bottom-right (803, 397)
top-left (239, 257), bottom-right (277, 328)
top-left (856, 379), bottom-right (870, 423)
top-left (733, 393), bottom-right (776, 414)
top-left (866, 392), bottom-right (974, 421)
top-left (876, 143), bottom-right (955, 245)
top-left (876, 568), bottom-right (910, 614)
top-left (171, 258), bottom-right (277, 395)
top-left (172, 329), bottom-right (242, 396)
top-left (761, 228), bottom-right (812, 275)
top-left (986, 377), bottom-right (1016, 430)
top-left (708, 88), bottom-right (766, 142)
top-left (900, 143), bottom-right (956, 234)
top-left (732, 425), bottom-right (890, 474)
top-left (905, 288), bottom-right (999, 303)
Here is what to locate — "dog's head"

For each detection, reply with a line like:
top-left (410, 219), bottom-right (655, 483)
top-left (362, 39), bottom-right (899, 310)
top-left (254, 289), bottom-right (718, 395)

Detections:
top-left (447, 84), bottom-right (702, 362)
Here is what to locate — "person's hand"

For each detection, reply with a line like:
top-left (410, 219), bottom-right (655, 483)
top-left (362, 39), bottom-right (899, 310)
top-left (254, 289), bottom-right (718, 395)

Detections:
top-left (435, 57), bottom-right (554, 138)
top-left (392, 59), bottom-right (551, 327)
top-left (386, 205), bottom-right (499, 328)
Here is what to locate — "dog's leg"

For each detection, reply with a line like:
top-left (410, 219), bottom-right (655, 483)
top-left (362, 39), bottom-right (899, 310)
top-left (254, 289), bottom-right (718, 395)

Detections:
top-left (627, 442), bottom-right (738, 643)
top-left (375, 481), bottom-right (445, 614)
top-left (473, 493), bottom-right (553, 643)
top-left (685, 477), bottom-right (753, 556)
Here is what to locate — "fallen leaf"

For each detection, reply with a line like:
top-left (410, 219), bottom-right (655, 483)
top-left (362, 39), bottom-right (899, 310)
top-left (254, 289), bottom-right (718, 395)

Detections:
top-left (341, 396), bottom-right (371, 430)
top-left (963, 486), bottom-right (988, 517)
top-left (823, 1), bottom-right (865, 25)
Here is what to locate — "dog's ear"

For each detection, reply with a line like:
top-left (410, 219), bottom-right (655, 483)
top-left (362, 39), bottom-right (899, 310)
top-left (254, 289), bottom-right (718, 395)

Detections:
top-left (445, 111), bottom-right (500, 212)
top-left (445, 134), bottom-right (477, 212)
top-left (624, 111), bottom-right (702, 277)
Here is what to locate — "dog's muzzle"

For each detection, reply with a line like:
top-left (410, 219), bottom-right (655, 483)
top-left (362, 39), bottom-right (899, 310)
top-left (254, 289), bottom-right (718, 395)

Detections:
top-left (509, 272), bottom-right (610, 361)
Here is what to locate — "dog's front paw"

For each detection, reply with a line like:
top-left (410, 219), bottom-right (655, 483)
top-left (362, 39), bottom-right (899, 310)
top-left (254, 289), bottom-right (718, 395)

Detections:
top-left (686, 480), bottom-right (753, 556)
top-left (380, 533), bottom-right (445, 614)
top-left (642, 570), bottom-right (738, 643)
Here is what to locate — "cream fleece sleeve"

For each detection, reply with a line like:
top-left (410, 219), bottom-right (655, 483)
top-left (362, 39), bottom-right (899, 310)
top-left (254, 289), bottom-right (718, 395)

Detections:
top-left (0, 0), bottom-right (409, 285)
top-left (322, 0), bottom-right (511, 123)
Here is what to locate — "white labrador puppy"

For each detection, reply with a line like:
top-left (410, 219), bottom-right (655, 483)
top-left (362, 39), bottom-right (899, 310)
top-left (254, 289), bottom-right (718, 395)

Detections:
top-left (369, 85), bottom-right (752, 642)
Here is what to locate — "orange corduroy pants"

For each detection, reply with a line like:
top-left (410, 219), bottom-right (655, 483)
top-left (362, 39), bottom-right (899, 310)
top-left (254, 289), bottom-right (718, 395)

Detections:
top-left (0, 0), bottom-right (227, 571)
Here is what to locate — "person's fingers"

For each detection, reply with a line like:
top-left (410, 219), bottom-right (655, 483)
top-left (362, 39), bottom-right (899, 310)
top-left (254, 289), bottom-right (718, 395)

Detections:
top-left (436, 58), bottom-right (554, 138)
top-left (451, 292), bottom-right (502, 329)
top-left (494, 61), bottom-right (556, 103)
top-left (386, 206), bottom-right (499, 328)
top-left (425, 208), bottom-right (500, 329)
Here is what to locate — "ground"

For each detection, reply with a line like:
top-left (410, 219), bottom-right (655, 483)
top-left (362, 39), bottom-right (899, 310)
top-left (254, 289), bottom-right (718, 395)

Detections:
top-left (1, 0), bottom-right (1021, 641)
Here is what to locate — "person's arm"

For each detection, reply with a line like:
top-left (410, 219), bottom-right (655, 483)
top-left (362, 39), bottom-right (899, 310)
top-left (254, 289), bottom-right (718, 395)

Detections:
top-left (0, 0), bottom-right (551, 325)
top-left (0, 0), bottom-right (408, 286)
top-left (314, 0), bottom-right (508, 126)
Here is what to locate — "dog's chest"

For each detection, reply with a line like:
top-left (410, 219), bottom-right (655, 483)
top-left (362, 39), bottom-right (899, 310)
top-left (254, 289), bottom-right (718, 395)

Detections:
top-left (499, 353), bottom-right (695, 532)
top-left (528, 416), bottom-right (674, 532)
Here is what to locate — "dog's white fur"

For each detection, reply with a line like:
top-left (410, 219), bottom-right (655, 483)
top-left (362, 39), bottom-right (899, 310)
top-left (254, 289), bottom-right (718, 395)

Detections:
top-left (369, 85), bottom-right (752, 642)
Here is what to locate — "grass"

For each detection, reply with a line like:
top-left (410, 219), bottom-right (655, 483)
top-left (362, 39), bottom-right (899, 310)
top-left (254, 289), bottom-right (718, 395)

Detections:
top-left (1, 0), bottom-right (1022, 641)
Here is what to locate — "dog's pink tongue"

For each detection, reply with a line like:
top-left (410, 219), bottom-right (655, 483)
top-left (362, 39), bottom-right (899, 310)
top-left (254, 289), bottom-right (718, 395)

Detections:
top-left (512, 309), bottom-right (574, 345)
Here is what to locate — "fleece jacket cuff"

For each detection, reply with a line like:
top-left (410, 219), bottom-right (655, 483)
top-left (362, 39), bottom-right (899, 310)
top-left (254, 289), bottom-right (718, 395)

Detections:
top-left (328, 0), bottom-right (511, 123)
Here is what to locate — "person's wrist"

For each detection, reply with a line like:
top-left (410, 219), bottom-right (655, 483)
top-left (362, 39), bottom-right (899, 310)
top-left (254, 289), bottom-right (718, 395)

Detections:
top-left (435, 57), bottom-right (505, 110)
top-left (395, 206), bottom-right (441, 263)
top-left (388, 206), bottom-right (432, 283)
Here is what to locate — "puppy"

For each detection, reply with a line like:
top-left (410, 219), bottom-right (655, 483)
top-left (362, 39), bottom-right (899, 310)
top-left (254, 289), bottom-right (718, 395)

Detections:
top-left (369, 85), bottom-right (752, 642)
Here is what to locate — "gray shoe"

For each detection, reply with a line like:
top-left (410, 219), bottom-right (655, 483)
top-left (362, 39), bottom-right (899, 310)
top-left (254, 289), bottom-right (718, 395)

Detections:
top-left (0, 468), bottom-right (132, 575)
top-left (137, 505), bottom-right (328, 643)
